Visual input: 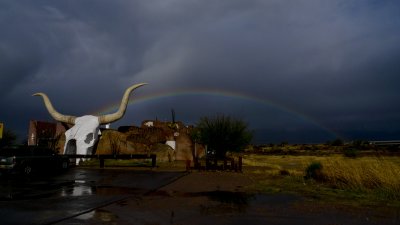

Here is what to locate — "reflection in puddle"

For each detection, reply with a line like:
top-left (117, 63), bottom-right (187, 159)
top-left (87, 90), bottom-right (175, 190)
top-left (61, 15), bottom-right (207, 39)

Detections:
top-left (61, 185), bottom-right (93, 197)
top-left (147, 191), bottom-right (301, 216)
top-left (76, 211), bottom-right (95, 220)
top-left (60, 180), bottom-right (141, 197)
top-left (76, 209), bottom-right (118, 222)
top-left (74, 180), bottom-right (86, 184)
top-left (198, 191), bottom-right (252, 215)
top-left (200, 190), bottom-right (252, 204)
top-left (149, 190), bottom-right (255, 215)
top-left (198, 192), bottom-right (302, 215)
top-left (150, 190), bottom-right (253, 204)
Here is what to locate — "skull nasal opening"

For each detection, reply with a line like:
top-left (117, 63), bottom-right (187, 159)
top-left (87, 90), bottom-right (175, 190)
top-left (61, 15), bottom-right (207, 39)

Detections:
top-left (85, 133), bottom-right (94, 144)
top-left (65, 139), bottom-right (77, 155)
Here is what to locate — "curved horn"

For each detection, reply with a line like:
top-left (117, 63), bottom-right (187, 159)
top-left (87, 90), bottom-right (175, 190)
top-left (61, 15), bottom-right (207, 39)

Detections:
top-left (32, 93), bottom-right (76, 124)
top-left (98, 83), bottom-right (147, 124)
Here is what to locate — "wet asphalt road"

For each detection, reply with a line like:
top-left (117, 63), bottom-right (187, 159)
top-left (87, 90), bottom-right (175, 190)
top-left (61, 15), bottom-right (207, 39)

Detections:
top-left (0, 167), bottom-right (186, 225)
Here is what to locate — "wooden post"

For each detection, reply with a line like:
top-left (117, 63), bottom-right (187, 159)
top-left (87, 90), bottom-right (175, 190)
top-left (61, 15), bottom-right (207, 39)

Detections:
top-left (186, 160), bottom-right (191, 171)
top-left (238, 156), bottom-right (242, 172)
top-left (151, 154), bottom-right (156, 167)
top-left (100, 158), bottom-right (104, 168)
top-left (195, 161), bottom-right (201, 171)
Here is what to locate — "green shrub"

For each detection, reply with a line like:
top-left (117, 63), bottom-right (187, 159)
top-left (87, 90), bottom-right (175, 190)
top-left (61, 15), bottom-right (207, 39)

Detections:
top-left (196, 114), bottom-right (253, 159)
top-left (304, 162), bottom-right (324, 181)
top-left (330, 138), bottom-right (344, 146)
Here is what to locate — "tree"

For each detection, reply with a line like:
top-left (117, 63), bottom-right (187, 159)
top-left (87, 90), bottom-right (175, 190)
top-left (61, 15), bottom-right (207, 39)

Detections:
top-left (189, 127), bottom-right (202, 162)
top-left (330, 138), bottom-right (344, 146)
top-left (0, 129), bottom-right (17, 148)
top-left (196, 114), bottom-right (252, 159)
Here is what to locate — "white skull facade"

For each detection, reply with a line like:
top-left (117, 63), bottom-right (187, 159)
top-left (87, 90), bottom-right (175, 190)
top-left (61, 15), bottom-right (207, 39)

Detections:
top-left (64, 115), bottom-right (100, 155)
top-left (33, 83), bottom-right (147, 157)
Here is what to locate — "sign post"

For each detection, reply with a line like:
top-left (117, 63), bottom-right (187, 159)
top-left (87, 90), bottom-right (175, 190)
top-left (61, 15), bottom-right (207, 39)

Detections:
top-left (0, 122), bottom-right (3, 139)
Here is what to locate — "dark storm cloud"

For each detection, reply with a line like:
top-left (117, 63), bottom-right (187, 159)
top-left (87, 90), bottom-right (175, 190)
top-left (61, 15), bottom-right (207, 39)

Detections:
top-left (1, 0), bottom-right (400, 142)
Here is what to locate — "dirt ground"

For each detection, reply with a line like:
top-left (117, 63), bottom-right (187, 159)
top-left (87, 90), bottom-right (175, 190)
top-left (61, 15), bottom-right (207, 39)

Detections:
top-left (59, 168), bottom-right (400, 225)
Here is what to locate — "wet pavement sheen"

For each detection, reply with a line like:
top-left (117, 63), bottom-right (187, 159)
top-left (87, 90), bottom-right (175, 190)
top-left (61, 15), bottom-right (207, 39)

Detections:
top-left (1, 168), bottom-right (399, 225)
top-left (60, 191), bottom-right (400, 225)
top-left (0, 168), bottom-right (185, 225)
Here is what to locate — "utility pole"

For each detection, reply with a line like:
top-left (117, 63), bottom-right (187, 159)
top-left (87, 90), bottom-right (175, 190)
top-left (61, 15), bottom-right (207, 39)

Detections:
top-left (171, 109), bottom-right (179, 155)
top-left (171, 109), bottom-right (176, 124)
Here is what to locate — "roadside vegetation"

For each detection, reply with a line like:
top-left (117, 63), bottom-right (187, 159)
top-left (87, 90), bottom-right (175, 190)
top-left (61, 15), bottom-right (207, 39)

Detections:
top-left (194, 114), bottom-right (252, 159)
top-left (242, 140), bottom-right (400, 207)
top-left (242, 153), bottom-right (400, 207)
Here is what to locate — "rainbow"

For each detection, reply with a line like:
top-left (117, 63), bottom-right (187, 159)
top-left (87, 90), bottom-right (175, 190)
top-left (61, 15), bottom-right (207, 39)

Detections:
top-left (93, 87), bottom-right (340, 139)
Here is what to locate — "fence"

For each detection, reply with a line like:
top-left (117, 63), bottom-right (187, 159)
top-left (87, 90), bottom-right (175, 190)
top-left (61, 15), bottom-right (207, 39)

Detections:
top-left (188, 156), bottom-right (243, 172)
top-left (66, 154), bottom-right (157, 168)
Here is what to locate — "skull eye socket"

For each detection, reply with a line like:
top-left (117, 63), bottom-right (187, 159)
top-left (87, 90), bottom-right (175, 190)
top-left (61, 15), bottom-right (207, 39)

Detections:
top-left (85, 133), bottom-right (94, 144)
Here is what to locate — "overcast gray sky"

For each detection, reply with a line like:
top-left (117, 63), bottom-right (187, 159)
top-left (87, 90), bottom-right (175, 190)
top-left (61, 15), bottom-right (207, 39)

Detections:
top-left (1, 0), bottom-right (400, 143)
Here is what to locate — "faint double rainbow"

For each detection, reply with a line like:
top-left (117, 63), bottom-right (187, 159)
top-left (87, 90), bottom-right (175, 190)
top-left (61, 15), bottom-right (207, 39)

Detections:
top-left (93, 88), bottom-right (340, 139)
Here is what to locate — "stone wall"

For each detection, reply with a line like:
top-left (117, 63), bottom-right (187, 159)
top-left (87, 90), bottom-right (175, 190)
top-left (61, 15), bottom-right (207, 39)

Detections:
top-left (56, 120), bottom-right (206, 161)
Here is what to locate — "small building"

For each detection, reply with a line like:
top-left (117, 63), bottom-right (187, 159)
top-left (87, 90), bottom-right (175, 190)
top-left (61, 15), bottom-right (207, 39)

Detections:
top-left (27, 120), bottom-right (66, 146)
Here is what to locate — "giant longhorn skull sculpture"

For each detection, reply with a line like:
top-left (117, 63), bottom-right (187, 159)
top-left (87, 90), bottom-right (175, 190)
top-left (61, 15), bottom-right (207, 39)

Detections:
top-left (33, 83), bottom-right (147, 158)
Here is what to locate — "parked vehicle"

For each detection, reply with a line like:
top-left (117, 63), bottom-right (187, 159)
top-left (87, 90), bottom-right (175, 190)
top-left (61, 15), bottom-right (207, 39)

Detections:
top-left (0, 146), bottom-right (69, 175)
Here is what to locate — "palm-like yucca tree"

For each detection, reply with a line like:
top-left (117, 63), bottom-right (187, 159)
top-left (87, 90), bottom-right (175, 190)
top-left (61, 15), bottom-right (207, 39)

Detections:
top-left (196, 114), bottom-right (252, 159)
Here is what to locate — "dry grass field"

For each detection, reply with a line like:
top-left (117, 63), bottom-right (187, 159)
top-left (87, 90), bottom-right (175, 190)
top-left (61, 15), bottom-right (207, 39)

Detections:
top-left (242, 154), bottom-right (400, 206)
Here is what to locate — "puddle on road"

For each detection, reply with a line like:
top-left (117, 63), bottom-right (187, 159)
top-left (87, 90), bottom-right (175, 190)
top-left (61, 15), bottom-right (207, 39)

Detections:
top-left (197, 190), bottom-right (252, 204)
top-left (148, 190), bottom-right (297, 206)
top-left (76, 209), bottom-right (118, 222)
top-left (0, 181), bottom-right (75, 200)
top-left (68, 191), bottom-right (399, 225)
top-left (60, 181), bottom-right (142, 197)
top-left (147, 190), bottom-right (300, 207)
top-left (73, 191), bottom-right (302, 224)
top-left (1, 179), bottom-right (142, 200)
top-left (61, 184), bottom-right (93, 197)
top-left (197, 191), bottom-right (253, 215)
top-left (147, 190), bottom-right (255, 214)
top-left (195, 191), bottom-right (300, 215)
